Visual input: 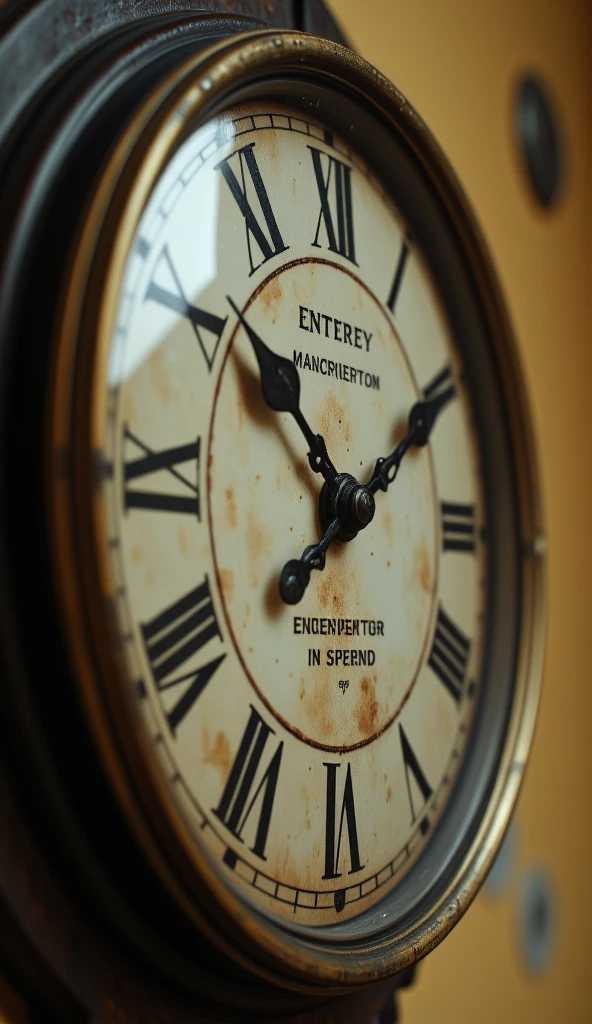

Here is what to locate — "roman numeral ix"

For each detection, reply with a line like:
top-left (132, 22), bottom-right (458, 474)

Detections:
top-left (309, 146), bottom-right (357, 265)
top-left (214, 705), bottom-right (283, 862)
top-left (428, 605), bottom-right (471, 703)
top-left (398, 724), bottom-right (433, 826)
top-left (123, 426), bottom-right (200, 518)
top-left (145, 245), bottom-right (227, 372)
top-left (441, 501), bottom-right (476, 553)
top-left (141, 576), bottom-right (225, 734)
top-left (322, 762), bottom-right (364, 882)
top-left (217, 143), bottom-right (288, 275)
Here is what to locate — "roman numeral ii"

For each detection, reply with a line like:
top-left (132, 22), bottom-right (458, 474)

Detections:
top-left (141, 576), bottom-right (225, 734)
top-left (214, 705), bottom-right (283, 861)
top-left (216, 143), bottom-right (288, 275)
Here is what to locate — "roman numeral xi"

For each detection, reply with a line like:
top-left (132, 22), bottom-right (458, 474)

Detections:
top-left (145, 245), bottom-right (227, 372)
top-left (309, 146), bottom-right (357, 265)
top-left (141, 576), bottom-right (225, 734)
top-left (123, 426), bottom-right (200, 518)
top-left (217, 143), bottom-right (288, 276)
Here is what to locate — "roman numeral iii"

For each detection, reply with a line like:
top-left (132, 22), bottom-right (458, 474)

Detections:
top-left (428, 605), bottom-right (471, 703)
top-left (145, 245), bottom-right (227, 371)
top-left (322, 762), bottom-right (364, 881)
top-left (216, 143), bottom-right (288, 275)
top-left (141, 576), bottom-right (225, 734)
top-left (440, 501), bottom-right (476, 553)
top-left (123, 426), bottom-right (200, 518)
top-left (309, 147), bottom-right (357, 265)
top-left (214, 705), bottom-right (283, 861)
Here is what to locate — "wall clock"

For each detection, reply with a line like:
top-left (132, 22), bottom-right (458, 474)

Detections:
top-left (0, 2), bottom-right (545, 1021)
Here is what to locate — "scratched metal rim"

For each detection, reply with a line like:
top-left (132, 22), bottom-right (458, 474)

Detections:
top-left (48, 28), bottom-right (545, 990)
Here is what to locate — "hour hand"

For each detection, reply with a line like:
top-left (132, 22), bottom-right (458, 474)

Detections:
top-left (227, 296), bottom-right (337, 484)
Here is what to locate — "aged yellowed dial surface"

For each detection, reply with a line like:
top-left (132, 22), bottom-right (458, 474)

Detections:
top-left (102, 101), bottom-right (486, 926)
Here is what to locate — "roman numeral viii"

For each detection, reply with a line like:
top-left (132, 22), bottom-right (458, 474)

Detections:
top-left (322, 762), bottom-right (364, 881)
top-left (216, 143), bottom-right (288, 276)
top-left (441, 501), bottom-right (476, 553)
top-left (145, 245), bottom-right (227, 372)
top-left (141, 576), bottom-right (225, 734)
top-left (214, 705), bottom-right (283, 862)
top-left (309, 147), bottom-right (357, 265)
top-left (123, 426), bottom-right (200, 518)
top-left (428, 605), bottom-right (471, 703)
top-left (399, 724), bottom-right (432, 826)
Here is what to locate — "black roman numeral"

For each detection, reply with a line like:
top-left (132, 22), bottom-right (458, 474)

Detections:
top-left (123, 426), bottom-right (200, 518)
top-left (213, 705), bottom-right (283, 861)
top-left (145, 245), bottom-right (227, 371)
top-left (322, 762), bottom-right (364, 881)
top-left (428, 606), bottom-right (471, 703)
top-left (441, 501), bottom-right (476, 553)
top-left (398, 724), bottom-right (432, 825)
top-left (216, 143), bottom-right (288, 276)
top-left (309, 147), bottom-right (357, 265)
top-left (142, 576), bottom-right (225, 734)
top-left (423, 363), bottom-right (456, 404)
top-left (386, 234), bottom-right (411, 314)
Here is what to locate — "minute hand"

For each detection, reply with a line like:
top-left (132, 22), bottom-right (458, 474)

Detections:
top-left (227, 297), bottom-right (337, 484)
top-left (366, 384), bottom-right (455, 495)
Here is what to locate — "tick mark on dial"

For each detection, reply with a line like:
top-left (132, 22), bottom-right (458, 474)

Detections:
top-left (334, 889), bottom-right (346, 913)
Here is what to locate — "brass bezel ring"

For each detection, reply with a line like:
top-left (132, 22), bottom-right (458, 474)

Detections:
top-left (48, 28), bottom-right (546, 991)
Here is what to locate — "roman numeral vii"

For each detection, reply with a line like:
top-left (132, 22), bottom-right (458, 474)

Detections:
top-left (141, 576), bottom-right (225, 734)
top-left (322, 762), bottom-right (364, 881)
top-left (309, 147), bottom-right (357, 265)
top-left (216, 143), bottom-right (288, 275)
top-left (214, 705), bottom-right (283, 861)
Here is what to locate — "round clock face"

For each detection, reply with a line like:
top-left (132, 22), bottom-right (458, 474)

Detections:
top-left (98, 98), bottom-right (487, 929)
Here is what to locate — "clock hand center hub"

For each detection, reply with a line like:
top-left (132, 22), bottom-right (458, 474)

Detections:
top-left (319, 473), bottom-right (376, 542)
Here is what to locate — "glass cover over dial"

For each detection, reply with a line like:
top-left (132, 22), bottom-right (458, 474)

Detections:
top-left (101, 100), bottom-right (487, 928)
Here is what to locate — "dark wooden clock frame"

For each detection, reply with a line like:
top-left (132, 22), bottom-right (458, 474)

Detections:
top-left (0, 2), bottom-right (416, 1021)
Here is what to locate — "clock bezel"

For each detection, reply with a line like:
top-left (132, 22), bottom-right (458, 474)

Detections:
top-left (48, 29), bottom-right (545, 990)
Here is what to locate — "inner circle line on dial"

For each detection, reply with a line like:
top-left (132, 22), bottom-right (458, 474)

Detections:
top-left (206, 256), bottom-right (440, 753)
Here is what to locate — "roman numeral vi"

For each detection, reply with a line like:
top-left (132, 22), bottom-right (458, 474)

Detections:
top-left (217, 143), bottom-right (288, 275)
top-left (214, 705), bottom-right (283, 861)
top-left (123, 426), bottom-right (200, 518)
top-left (309, 147), bottom-right (357, 265)
top-left (142, 576), bottom-right (225, 734)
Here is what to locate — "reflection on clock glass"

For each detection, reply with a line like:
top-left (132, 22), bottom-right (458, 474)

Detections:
top-left (102, 101), bottom-right (487, 927)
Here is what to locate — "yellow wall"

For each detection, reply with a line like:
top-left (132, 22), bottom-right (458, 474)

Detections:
top-left (328, 0), bottom-right (591, 1020)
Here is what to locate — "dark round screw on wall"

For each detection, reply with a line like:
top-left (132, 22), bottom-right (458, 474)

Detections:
top-left (515, 75), bottom-right (564, 208)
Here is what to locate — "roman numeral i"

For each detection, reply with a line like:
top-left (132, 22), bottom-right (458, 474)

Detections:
top-left (141, 576), bottom-right (225, 734)
top-left (214, 705), bottom-right (283, 862)
top-left (216, 143), bottom-right (288, 276)
top-left (309, 146), bottom-right (357, 265)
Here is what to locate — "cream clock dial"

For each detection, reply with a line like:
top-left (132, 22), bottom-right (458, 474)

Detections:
top-left (101, 100), bottom-right (487, 927)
